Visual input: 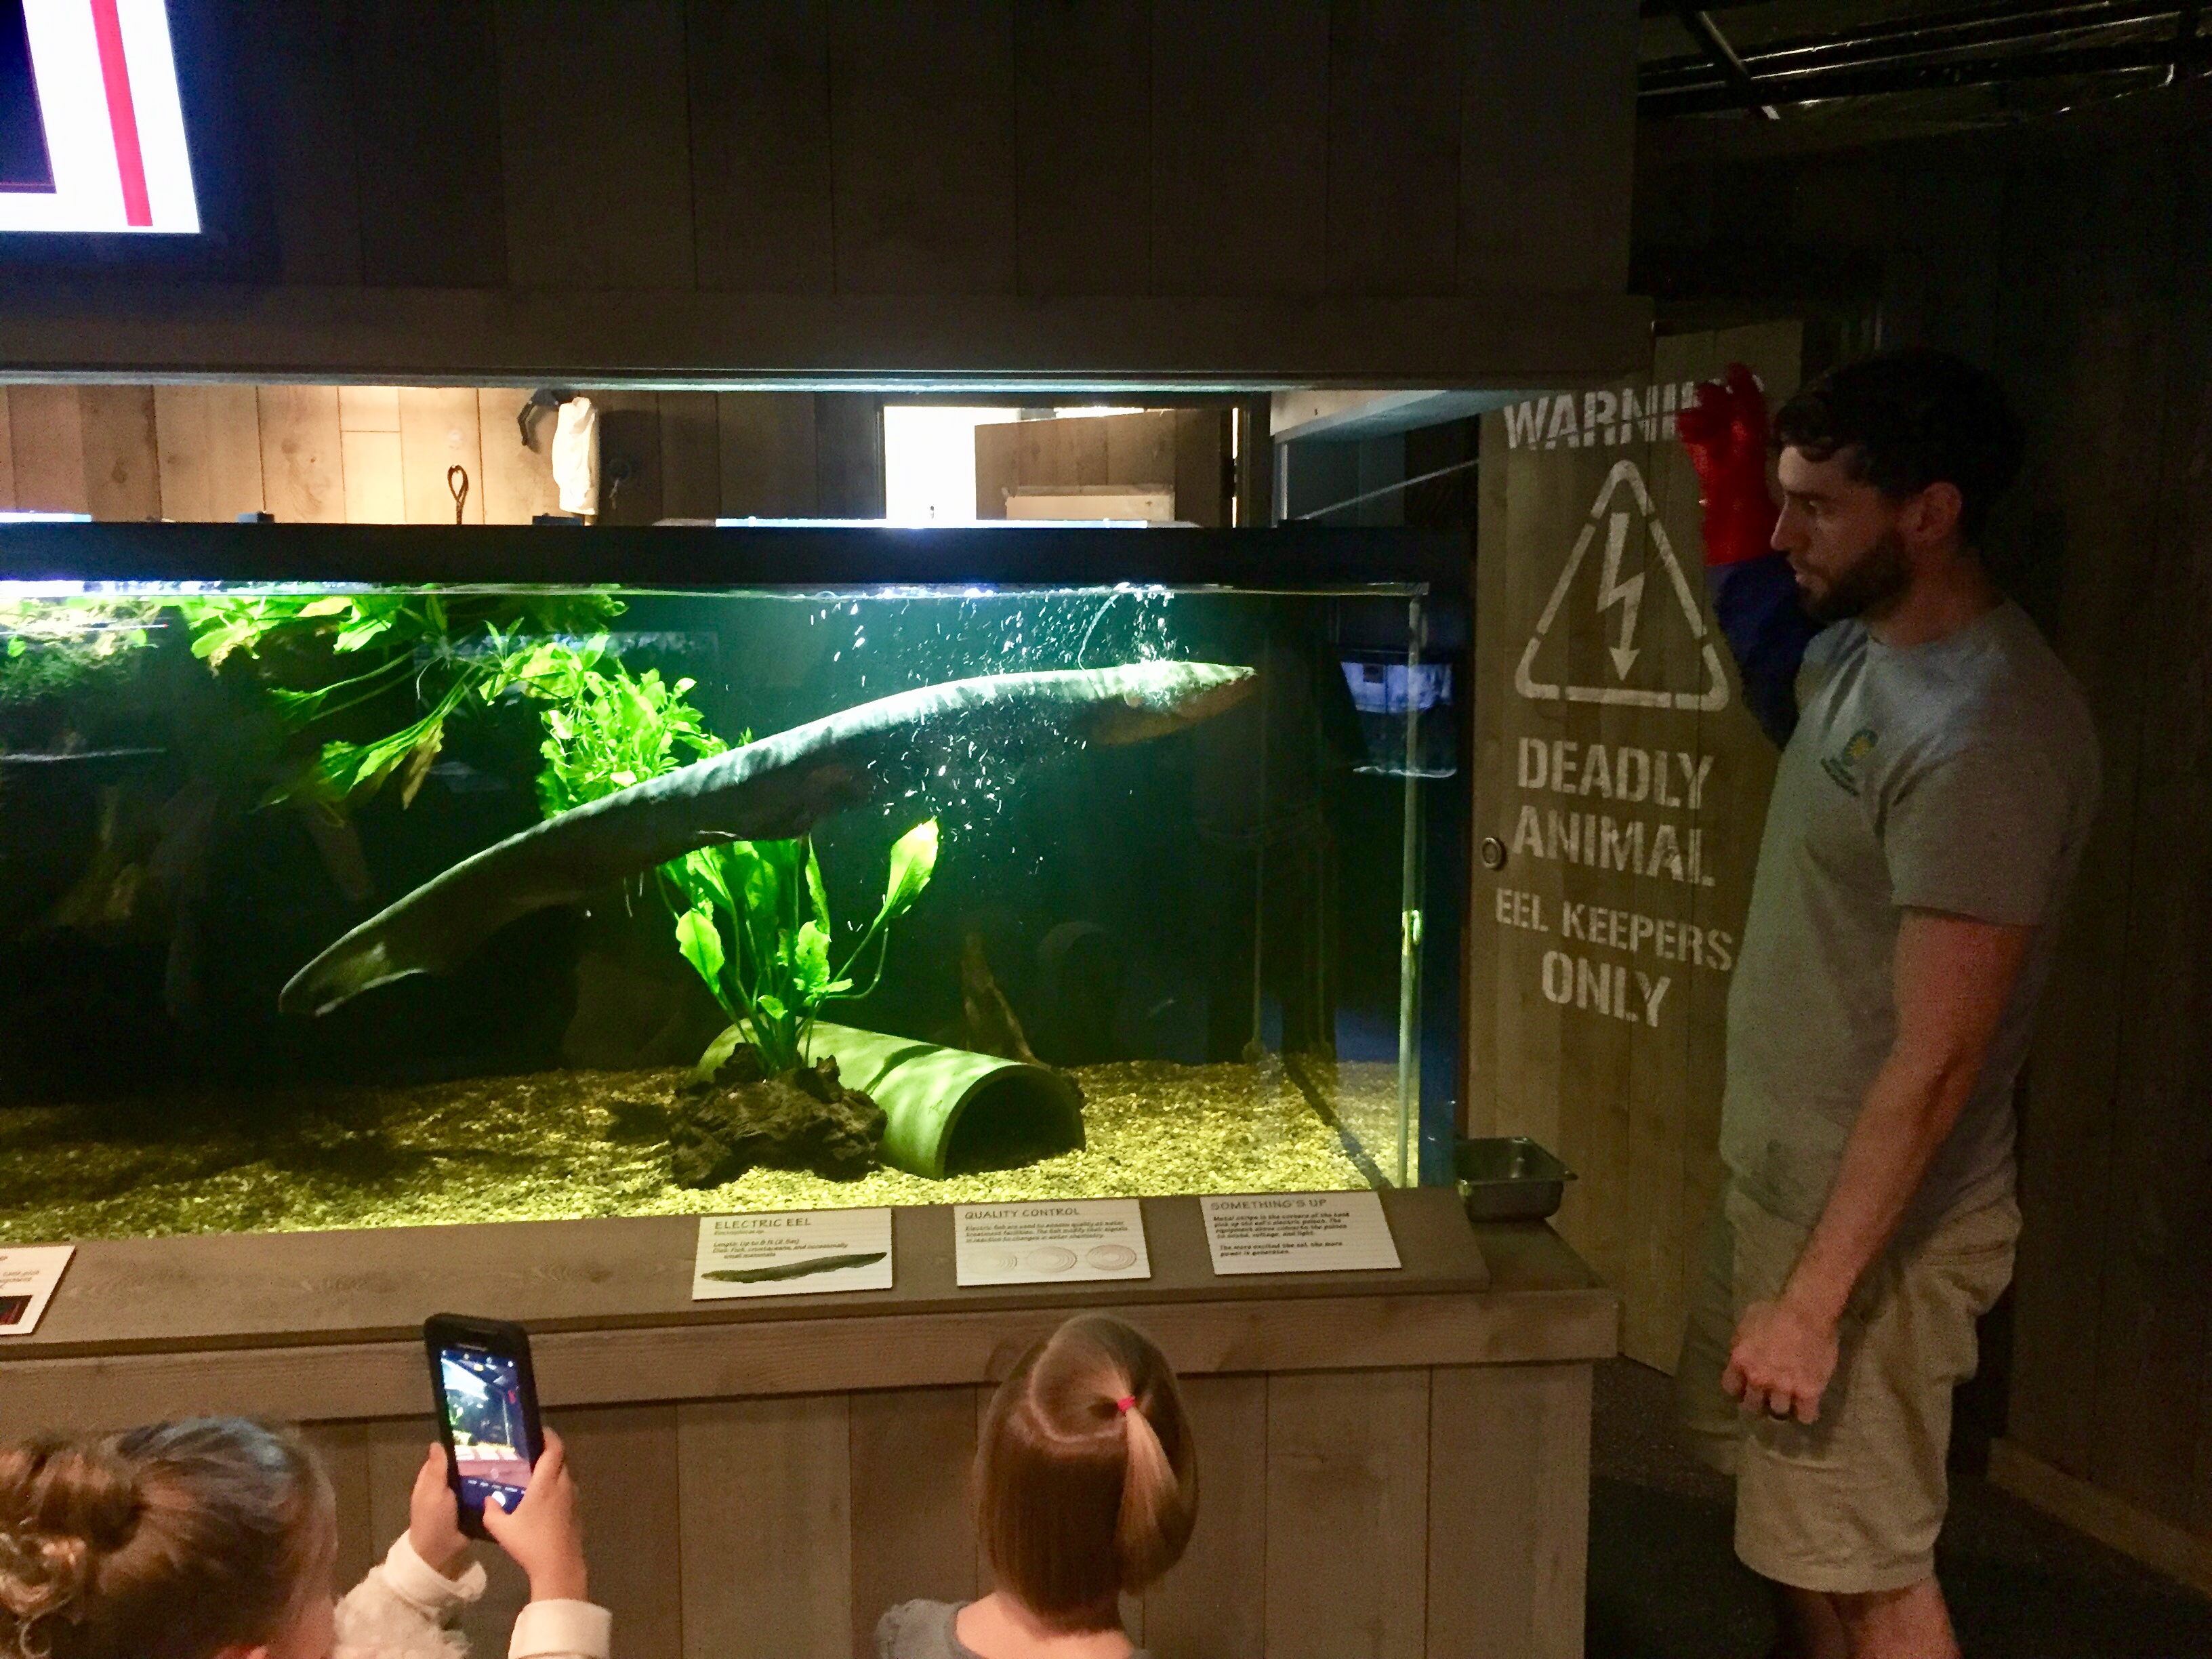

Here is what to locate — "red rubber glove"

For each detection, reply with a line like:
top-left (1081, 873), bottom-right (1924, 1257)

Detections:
top-left (1676, 363), bottom-right (1780, 567)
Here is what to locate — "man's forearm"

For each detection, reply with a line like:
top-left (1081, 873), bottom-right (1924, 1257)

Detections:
top-left (1724, 913), bottom-right (2030, 1422)
top-left (1782, 1050), bottom-right (1978, 1327)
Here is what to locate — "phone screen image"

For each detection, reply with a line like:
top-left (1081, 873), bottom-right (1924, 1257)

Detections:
top-left (436, 1345), bottom-right (534, 1513)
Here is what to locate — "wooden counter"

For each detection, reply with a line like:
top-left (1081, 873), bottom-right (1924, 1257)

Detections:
top-left (0, 1190), bottom-right (1616, 1659)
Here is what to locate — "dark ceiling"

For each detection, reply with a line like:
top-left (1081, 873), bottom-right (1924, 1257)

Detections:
top-left (1640, 2), bottom-right (2207, 129)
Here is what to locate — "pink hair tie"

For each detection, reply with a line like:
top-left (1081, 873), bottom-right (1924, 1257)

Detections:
top-left (1114, 1395), bottom-right (1137, 1415)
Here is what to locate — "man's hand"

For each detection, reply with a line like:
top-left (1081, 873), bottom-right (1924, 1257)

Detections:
top-left (407, 1443), bottom-right (472, 1578)
top-left (1723, 1297), bottom-right (1841, 1424)
top-left (479, 1429), bottom-right (588, 1604)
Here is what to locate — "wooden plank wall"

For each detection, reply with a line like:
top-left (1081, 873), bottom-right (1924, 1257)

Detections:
top-left (0, 1), bottom-right (1647, 385)
top-left (251, 0), bottom-right (1620, 304)
top-left (1467, 325), bottom-right (1795, 1371)
top-left (1995, 122), bottom-right (2212, 1556)
top-left (0, 388), bottom-right (885, 522)
top-left (302, 1361), bottom-right (1592, 1659)
top-left (972, 411), bottom-right (1230, 525)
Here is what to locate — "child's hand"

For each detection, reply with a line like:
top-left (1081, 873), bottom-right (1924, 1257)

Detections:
top-left (478, 1429), bottom-right (588, 1603)
top-left (407, 1444), bottom-right (472, 1578)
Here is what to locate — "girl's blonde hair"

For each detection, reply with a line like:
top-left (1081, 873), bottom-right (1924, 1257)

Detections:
top-left (0, 1418), bottom-right (334, 1659)
top-left (975, 1314), bottom-right (1197, 1629)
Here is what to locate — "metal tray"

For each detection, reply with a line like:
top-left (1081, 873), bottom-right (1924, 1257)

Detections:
top-left (1454, 1136), bottom-right (1576, 1222)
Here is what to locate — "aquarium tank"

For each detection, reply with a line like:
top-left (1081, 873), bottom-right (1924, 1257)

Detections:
top-left (0, 523), bottom-right (1463, 1243)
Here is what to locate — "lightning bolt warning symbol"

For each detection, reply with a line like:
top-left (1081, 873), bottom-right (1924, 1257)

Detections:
top-left (1513, 459), bottom-right (1731, 712)
top-left (1594, 509), bottom-right (1645, 679)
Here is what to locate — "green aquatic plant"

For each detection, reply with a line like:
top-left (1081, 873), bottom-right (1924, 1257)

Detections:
top-left (526, 653), bottom-right (937, 1076)
top-left (672, 819), bottom-right (939, 1078)
top-left (0, 597), bottom-right (159, 702)
top-left (171, 589), bottom-right (625, 814)
top-left (526, 651), bottom-right (727, 817)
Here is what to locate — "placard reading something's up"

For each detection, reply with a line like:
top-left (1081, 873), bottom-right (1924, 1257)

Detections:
top-left (1200, 1191), bottom-right (1401, 1275)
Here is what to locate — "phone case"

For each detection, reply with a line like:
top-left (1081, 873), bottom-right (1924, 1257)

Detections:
top-left (423, 1312), bottom-right (544, 1540)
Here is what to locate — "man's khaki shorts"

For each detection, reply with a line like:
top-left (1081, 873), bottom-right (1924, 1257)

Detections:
top-left (1674, 1179), bottom-right (2020, 1594)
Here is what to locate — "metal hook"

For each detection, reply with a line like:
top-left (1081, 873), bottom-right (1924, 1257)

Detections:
top-left (447, 465), bottom-right (470, 525)
top-left (518, 386), bottom-right (574, 449)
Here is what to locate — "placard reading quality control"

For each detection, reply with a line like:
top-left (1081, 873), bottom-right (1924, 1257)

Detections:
top-left (692, 1209), bottom-right (893, 1300)
top-left (0, 1244), bottom-right (75, 1336)
top-left (954, 1198), bottom-right (1150, 1286)
top-left (1200, 1191), bottom-right (1401, 1275)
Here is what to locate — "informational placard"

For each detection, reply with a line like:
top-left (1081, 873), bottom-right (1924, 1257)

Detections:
top-left (691, 1209), bottom-right (893, 1300)
top-left (1200, 1191), bottom-right (1402, 1275)
top-left (0, 1244), bottom-right (74, 1336)
top-left (954, 1198), bottom-right (1150, 1287)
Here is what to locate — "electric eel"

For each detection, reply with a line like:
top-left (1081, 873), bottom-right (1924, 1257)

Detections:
top-left (280, 661), bottom-right (1255, 1017)
top-left (702, 1251), bottom-right (888, 1284)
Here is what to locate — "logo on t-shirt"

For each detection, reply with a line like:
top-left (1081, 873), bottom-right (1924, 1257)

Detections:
top-left (1822, 726), bottom-right (1879, 795)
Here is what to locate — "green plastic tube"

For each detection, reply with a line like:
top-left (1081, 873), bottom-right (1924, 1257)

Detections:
top-left (811, 1020), bottom-right (1086, 1179)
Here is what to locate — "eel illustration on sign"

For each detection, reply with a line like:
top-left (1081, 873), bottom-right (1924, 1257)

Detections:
top-left (1513, 459), bottom-right (1731, 712)
top-left (701, 1251), bottom-right (888, 1284)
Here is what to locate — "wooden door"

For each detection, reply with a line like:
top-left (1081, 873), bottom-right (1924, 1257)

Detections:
top-left (974, 409), bottom-right (1231, 526)
top-left (1468, 321), bottom-right (1801, 1369)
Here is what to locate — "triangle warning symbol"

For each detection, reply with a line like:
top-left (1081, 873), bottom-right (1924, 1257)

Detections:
top-left (1513, 458), bottom-right (1731, 712)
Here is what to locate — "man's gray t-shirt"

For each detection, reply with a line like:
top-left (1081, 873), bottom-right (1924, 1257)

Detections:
top-left (1722, 600), bottom-right (2100, 1231)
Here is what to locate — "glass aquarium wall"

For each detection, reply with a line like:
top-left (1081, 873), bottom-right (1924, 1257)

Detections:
top-left (0, 548), bottom-right (1455, 1242)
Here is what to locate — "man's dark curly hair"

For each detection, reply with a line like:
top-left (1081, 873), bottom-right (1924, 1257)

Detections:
top-left (1770, 346), bottom-right (2025, 544)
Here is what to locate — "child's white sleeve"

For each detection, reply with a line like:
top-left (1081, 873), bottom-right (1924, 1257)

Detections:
top-left (507, 1599), bottom-right (612, 1659)
top-left (333, 1534), bottom-right (487, 1659)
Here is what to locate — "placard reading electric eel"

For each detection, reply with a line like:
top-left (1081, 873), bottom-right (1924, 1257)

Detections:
top-left (954, 1199), bottom-right (1150, 1286)
top-left (0, 1244), bottom-right (73, 1335)
top-left (691, 1208), bottom-right (893, 1300)
top-left (1200, 1191), bottom-right (1401, 1275)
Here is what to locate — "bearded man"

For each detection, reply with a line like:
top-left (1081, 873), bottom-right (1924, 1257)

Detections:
top-left (1672, 348), bottom-right (2100, 1659)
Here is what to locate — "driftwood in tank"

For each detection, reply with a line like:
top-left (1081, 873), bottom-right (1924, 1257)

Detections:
top-left (949, 930), bottom-right (1042, 1065)
top-left (659, 1045), bottom-right (886, 1188)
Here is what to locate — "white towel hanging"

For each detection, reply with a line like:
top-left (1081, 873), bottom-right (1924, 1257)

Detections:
top-left (552, 396), bottom-right (599, 517)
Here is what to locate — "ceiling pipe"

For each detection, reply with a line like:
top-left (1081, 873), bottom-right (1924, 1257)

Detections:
top-left (1639, 0), bottom-right (1774, 16)
top-left (1644, 33), bottom-right (2212, 115)
top-left (2165, 0), bottom-right (2202, 84)
top-left (1675, 5), bottom-right (1784, 119)
top-left (1643, 1), bottom-right (2185, 93)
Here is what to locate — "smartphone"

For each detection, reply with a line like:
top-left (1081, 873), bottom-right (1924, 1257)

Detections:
top-left (423, 1313), bottom-right (544, 1539)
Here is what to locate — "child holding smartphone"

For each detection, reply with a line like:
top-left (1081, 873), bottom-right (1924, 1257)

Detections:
top-left (0, 1417), bottom-right (607, 1659)
top-left (877, 1314), bottom-right (1198, 1659)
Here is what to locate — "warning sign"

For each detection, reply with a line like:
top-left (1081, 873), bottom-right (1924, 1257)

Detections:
top-left (1470, 321), bottom-right (1801, 1374)
top-left (1513, 459), bottom-right (1730, 712)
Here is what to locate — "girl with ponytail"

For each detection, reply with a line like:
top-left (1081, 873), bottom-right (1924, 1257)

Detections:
top-left (0, 1418), bottom-right (607, 1659)
top-left (876, 1314), bottom-right (1198, 1659)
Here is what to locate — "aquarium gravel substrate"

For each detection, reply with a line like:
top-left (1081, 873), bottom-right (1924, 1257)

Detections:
top-left (0, 1059), bottom-right (1384, 1243)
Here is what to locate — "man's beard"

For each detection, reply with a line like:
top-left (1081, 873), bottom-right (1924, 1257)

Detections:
top-left (1800, 529), bottom-right (1912, 624)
